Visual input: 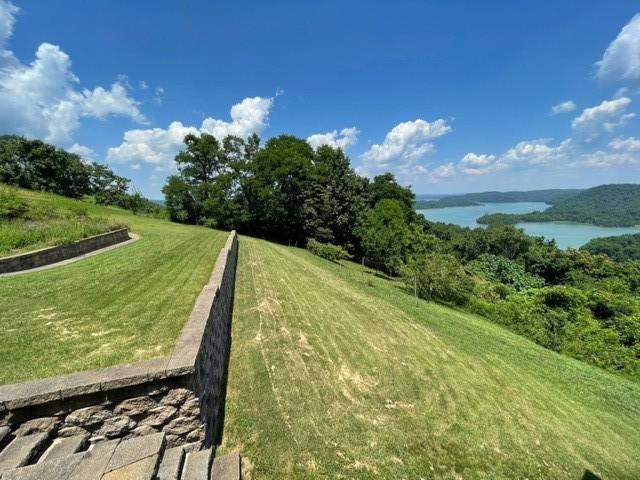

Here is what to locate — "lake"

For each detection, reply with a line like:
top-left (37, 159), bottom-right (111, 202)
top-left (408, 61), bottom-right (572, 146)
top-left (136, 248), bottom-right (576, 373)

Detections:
top-left (417, 202), bottom-right (640, 249)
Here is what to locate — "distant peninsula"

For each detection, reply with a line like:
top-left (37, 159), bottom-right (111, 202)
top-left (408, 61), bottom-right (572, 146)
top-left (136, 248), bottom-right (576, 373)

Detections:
top-left (477, 184), bottom-right (640, 228)
top-left (415, 188), bottom-right (582, 209)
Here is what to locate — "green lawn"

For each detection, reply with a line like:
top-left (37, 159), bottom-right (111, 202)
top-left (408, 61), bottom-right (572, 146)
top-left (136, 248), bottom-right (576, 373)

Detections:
top-left (0, 189), bottom-right (228, 384)
top-left (220, 236), bottom-right (640, 479)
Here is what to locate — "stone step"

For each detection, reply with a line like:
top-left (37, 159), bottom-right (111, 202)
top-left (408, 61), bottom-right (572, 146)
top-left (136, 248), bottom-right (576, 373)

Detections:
top-left (181, 449), bottom-right (211, 480)
top-left (0, 432), bottom-right (49, 471)
top-left (156, 445), bottom-right (185, 480)
top-left (0, 452), bottom-right (86, 480)
top-left (38, 435), bottom-right (88, 463)
top-left (103, 431), bottom-right (165, 474)
top-left (67, 439), bottom-right (120, 480)
top-left (211, 452), bottom-right (241, 480)
top-left (101, 455), bottom-right (159, 480)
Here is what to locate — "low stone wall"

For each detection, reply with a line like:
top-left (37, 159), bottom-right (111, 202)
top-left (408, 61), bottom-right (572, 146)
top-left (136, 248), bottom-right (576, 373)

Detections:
top-left (0, 230), bottom-right (238, 452)
top-left (0, 228), bottom-right (131, 274)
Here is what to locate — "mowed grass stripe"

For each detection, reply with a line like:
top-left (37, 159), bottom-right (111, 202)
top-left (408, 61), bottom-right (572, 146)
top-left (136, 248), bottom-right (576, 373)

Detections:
top-left (0, 190), bottom-right (227, 384)
top-left (221, 235), bottom-right (640, 479)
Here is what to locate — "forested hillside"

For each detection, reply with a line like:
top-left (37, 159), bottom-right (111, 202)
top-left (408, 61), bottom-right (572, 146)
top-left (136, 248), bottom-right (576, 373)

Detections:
top-left (582, 233), bottom-right (640, 261)
top-left (415, 188), bottom-right (581, 209)
top-left (478, 184), bottom-right (640, 227)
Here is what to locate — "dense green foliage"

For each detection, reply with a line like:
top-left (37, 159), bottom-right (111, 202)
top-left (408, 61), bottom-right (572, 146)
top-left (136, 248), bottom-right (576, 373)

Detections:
top-left (405, 253), bottom-right (475, 306)
top-left (163, 132), bottom-right (640, 380)
top-left (163, 133), bottom-right (411, 253)
top-left (581, 233), bottom-right (640, 261)
top-left (468, 254), bottom-right (545, 291)
top-left (415, 188), bottom-right (581, 209)
top-left (306, 238), bottom-right (350, 262)
top-left (0, 185), bottom-right (125, 256)
top-left (478, 184), bottom-right (640, 227)
top-left (0, 135), bottom-right (164, 217)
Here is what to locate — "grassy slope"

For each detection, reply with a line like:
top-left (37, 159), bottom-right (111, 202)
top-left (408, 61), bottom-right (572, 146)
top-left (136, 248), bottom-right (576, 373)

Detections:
top-left (0, 189), bottom-right (227, 384)
top-left (220, 236), bottom-right (640, 479)
top-left (0, 186), bottom-right (125, 256)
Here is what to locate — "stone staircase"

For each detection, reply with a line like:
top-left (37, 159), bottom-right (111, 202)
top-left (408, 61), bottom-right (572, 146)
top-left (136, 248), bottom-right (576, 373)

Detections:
top-left (0, 429), bottom-right (239, 480)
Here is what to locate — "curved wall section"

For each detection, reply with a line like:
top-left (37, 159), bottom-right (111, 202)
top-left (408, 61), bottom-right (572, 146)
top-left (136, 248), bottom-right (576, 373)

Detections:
top-left (0, 228), bottom-right (130, 274)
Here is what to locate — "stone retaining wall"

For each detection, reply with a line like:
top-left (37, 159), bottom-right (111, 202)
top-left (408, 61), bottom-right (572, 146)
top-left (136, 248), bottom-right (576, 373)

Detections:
top-left (0, 228), bottom-right (131, 274)
top-left (0, 230), bottom-right (238, 452)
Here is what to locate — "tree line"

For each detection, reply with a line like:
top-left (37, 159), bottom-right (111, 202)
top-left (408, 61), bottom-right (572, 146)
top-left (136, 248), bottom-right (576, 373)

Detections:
top-left (0, 135), bottom-right (163, 216)
top-left (1, 131), bottom-right (637, 380)
top-left (164, 132), bottom-right (640, 380)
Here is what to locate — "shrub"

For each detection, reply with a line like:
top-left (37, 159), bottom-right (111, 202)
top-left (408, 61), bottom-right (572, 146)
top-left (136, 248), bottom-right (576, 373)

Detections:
top-left (468, 254), bottom-right (544, 291)
top-left (405, 254), bottom-right (475, 306)
top-left (0, 186), bottom-right (29, 219)
top-left (307, 239), bottom-right (350, 262)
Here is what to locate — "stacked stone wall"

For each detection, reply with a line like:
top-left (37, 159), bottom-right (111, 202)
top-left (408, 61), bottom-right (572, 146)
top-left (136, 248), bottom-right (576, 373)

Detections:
top-left (0, 230), bottom-right (238, 452)
top-left (0, 228), bottom-right (131, 274)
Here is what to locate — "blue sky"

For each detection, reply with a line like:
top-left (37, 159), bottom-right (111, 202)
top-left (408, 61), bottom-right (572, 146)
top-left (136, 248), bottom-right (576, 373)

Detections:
top-left (1, 1), bottom-right (639, 198)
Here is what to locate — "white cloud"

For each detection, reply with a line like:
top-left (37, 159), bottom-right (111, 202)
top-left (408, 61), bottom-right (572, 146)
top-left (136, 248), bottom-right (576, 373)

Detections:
top-left (596, 14), bottom-right (640, 83)
top-left (427, 162), bottom-right (456, 182)
top-left (609, 135), bottom-right (640, 152)
top-left (575, 149), bottom-right (640, 168)
top-left (200, 96), bottom-right (273, 139)
top-left (502, 138), bottom-right (570, 165)
top-left (571, 97), bottom-right (635, 141)
top-left (68, 143), bottom-right (95, 161)
top-left (107, 96), bottom-right (274, 168)
top-left (306, 127), bottom-right (359, 150)
top-left (81, 83), bottom-right (147, 123)
top-left (458, 152), bottom-right (503, 175)
top-left (550, 100), bottom-right (576, 115)
top-left (0, 0), bottom-right (18, 52)
top-left (0, 6), bottom-right (146, 145)
top-left (358, 119), bottom-right (452, 177)
top-left (139, 80), bottom-right (148, 90)
top-left (107, 121), bottom-right (198, 169)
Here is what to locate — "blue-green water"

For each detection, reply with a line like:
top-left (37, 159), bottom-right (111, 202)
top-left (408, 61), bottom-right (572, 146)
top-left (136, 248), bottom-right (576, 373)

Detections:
top-left (417, 202), bottom-right (640, 249)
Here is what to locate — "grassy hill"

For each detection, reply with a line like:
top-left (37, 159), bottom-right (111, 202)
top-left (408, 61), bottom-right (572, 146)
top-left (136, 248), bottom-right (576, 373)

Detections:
top-left (415, 189), bottom-right (581, 209)
top-left (220, 236), bottom-right (640, 479)
top-left (0, 188), bottom-right (228, 384)
top-left (479, 184), bottom-right (640, 227)
top-left (0, 185), bottom-right (126, 256)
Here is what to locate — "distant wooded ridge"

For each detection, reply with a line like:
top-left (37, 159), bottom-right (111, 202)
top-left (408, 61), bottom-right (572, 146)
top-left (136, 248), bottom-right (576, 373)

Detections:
top-left (414, 189), bottom-right (582, 209)
top-left (477, 184), bottom-right (640, 228)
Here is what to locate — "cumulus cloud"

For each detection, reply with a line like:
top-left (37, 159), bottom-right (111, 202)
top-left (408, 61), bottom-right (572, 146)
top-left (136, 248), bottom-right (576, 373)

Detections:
top-left (550, 100), bottom-right (576, 115)
top-left (576, 135), bottom-right (640, 167)
top-left (306, 127), bottom-right (359, 150)
top-left (571, 97), bottom-right (635, 141)
top-left (107, 96), bottom-right (274, 169)
top-left (200, 96), bottom-right (273, 139)
top-left (358, 119), bottom-right (452, 177)
top-left (502, 138), bottom-right (571, 165)
top-left (68, 143), bottom-right (95, 161)
top-left (596, 14), bottom-right (640, 83)
top-left (0, 3), bottom-right (146, 144)
top-left (458, 152), bottom-right (503, 175)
